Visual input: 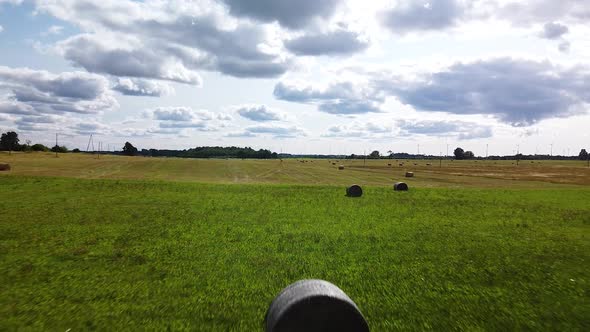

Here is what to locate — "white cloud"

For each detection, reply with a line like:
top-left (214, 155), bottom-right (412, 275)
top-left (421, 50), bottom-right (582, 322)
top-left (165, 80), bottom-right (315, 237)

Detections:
top-left (113, 78), bottom-right (174, 97)
top-left (0, 65), bottom-right (117, 115)
top-left (42, 25), bottom-right (64, 36)
top-left (236, 104), bottom-right (287, 122)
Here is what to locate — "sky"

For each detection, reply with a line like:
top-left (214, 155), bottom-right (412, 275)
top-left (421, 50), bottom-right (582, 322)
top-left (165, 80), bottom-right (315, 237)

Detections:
top-left (0, 0), bottom-right (589, 156)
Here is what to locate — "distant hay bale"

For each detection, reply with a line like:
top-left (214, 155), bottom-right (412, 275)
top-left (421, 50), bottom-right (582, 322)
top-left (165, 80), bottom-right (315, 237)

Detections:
top-left (399, 163), bottom-right (403, 166)
top-left (0, 163), bottom-right (10, 171)
top-left (405, 172), bottom-right (414, 177)
top-left (332, 162), bottom-right (336, 165)
top-left (394, 182), bottom-right (409, 191)
top-left (338, 165), bottom-right (345, 170)
top-left (426, 163), bottom-right (431, 166)
top-left (346, 184), bottom-right (363, 197)
top-left (387, 163), bottom-right (392, 166)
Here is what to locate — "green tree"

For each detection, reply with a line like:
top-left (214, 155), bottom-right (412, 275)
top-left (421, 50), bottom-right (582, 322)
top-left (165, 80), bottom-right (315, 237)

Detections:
top-left (369, 150), bottom-right (380, 158)
top-left (51, 145), bottom-right (68, 153)
top-left (464, 151), bottom-right (475, 159)
top-left (123, 142), bottom-right (138, 156)
top-left (579, 149), bottom-right (588, 160)
top-left (454, 147), bottom-right (465, 160)
top-left (0, 131), bottom-right (20, 153)
top-left (31, 144), bottom-right (49, 152)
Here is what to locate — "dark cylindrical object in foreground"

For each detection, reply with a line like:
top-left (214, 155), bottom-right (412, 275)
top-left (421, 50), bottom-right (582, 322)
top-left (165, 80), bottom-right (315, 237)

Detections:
top-left (394, 182), bottom-right (409, 191)
top-left (346, 184), bottom-right (363, 197)
top-left (265, 279), bottom-right (369, 332)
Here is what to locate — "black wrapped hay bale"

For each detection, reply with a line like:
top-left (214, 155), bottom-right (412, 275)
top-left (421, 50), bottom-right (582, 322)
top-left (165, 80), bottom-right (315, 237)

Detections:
top-left (265, 279), bottom-right (369, 332)
top-left (394, 182), bottom-right (408, 191)
top-left (0, 163), bottom-right (10, 171)
top-left (346, 184), bottom-right (362, 197)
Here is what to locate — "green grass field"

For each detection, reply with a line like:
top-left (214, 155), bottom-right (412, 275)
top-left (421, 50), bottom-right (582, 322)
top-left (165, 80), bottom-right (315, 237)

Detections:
top-left (1, 153), bottom-right (589, 330)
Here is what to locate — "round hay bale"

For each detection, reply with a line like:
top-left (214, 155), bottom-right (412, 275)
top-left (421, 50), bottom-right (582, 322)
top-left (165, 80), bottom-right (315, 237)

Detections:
top-left (394, 182), bottom-right (409, 191)
top-left (332, 162), bottom-right (336, 165)
top-left (265, 279), bottom-right (369, 332)
top-left (0, 163), bottom-right (10, 171)
top-left (338, 165), bottom-right (345, 170)
top-left (387, 163), bottom-right (392, 166)
top-left (399, 163), bottom-right (403, 166)
top-left (346, 184), bottom-right (362, 197)
top-left (405, 171), bottom-right (414, 177)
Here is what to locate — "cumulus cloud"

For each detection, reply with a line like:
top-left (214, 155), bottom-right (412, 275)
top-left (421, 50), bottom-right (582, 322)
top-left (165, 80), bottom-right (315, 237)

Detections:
top-left (540, 22), bottom-right (569, 39)
top-left (227, 124), bottom-right (306, 138)
top-left (324, 122), bottom-right (392, 138)
top-left (497, 0), bottom-right (590, 25)
top-left (69, 121), bottom-right (111, 135)
top-left (394, 58), bottom-right (590, 126)
top-left (378, 0), bottom-right (589, 35)
top-left (285, 29), bottom-right (369, 56)
top-left (274, 81), bottom-right (382, 115)
top-left (148, 107), bottom-right (219, 122)
top-left (42, 25), bottom-right (64, 36)
top-left (219, 0), bottom-right (342, 29)
top-left (145, 106), bottom-right (230, 132)
top-left (113, 78), bottom-right (173, 97)
top-left (396, 119), bottom-right (492, 139)
top-left (558, 41), bottom-right (571, 53)
top-left (37, 0), bottom-right (292, 80)
top-left (0, 66), bottom-right (117, 117)
top-left (381, 0), bottom-right (465, 34)
top-left (236, 105), bottom-right (286, 122)
top-left (277, 58), bottom-right (590, 126)
top-left (56, 34), bottom-right (203, 84)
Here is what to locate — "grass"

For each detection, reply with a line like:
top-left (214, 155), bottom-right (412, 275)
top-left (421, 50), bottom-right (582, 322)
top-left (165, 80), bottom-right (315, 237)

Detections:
top-left (1, 176), bottom-right (589, 330)
top-left (2, 151), bottom-right (590, 188)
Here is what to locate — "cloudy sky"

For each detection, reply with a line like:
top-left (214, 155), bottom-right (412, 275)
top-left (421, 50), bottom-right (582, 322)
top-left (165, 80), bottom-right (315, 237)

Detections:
top-left (1, 0), bottom-right (589, 156)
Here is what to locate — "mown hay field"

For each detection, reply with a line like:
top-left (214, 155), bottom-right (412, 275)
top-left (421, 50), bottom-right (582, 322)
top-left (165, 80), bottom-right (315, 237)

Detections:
top-left (1, 152), bottom-right (589, 330)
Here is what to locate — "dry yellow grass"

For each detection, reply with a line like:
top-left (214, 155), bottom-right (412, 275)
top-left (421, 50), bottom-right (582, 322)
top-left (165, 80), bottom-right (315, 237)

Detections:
top-left (1, 151), bottom-right (589, 188)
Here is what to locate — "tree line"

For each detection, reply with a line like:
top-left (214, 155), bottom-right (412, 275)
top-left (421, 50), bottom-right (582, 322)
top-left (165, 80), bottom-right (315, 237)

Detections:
top-left (1, 131), bottom-right (588, 160)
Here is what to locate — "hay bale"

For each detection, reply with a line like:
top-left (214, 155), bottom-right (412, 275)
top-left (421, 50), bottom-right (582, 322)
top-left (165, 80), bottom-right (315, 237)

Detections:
top-left (405, 172), bottom-right (414, 177)
top-left (338, 165), bottom-right (345, 170)
top-left (394, 182), bottom-right (409, 191)
top-left (387, 163), bottom-right (392, 166)
top-left (265, 279), bottom-right (369, 332)
top-left (399, 163), bottom-right (403, 166)
top-left (426, 163), bottom-right (431, 166)
top-left (0, 163), bottom-right (10, 171)
top-left (346, 184), bottom-right (362, 197)
top-left (332, 162), bottom-right (336, 165)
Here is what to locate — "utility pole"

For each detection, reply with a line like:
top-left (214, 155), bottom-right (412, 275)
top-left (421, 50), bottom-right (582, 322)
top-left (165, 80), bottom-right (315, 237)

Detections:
top-left (363, 150), bottom-right (366, 166)
top-left (55, 133), bottom-right (58, 158)
top-left (516, 144), bottom-right (520, 166)
top-left (446, 144), bottom-right (449, 158)
top-left (550, 143), bottom-right (553, 157)
top-left (486, 144), bottom-right (489, 158)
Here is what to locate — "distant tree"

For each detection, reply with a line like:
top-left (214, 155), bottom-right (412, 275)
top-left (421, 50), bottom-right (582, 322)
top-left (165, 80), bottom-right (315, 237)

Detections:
top-left (464, 151), bottom-right (475, 159)
top-left (0, 131), bottom-right (20, 153)
top-left (387, 150), bottom-right (393, 159)
top-left (579, 149), bottom-right (588, 160)
top-left (51, 145), bottom-right (68, 153)
top-left (31, 144), bottom-right (49, 152)
top-left (122, 142), bottom-right (138, 156)
top-left (72, 148), bottom-right (81, 153)
top-left (454, 147), bottom-right (465, 160)
top-left (369, 150), bottom-right (380, 159)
